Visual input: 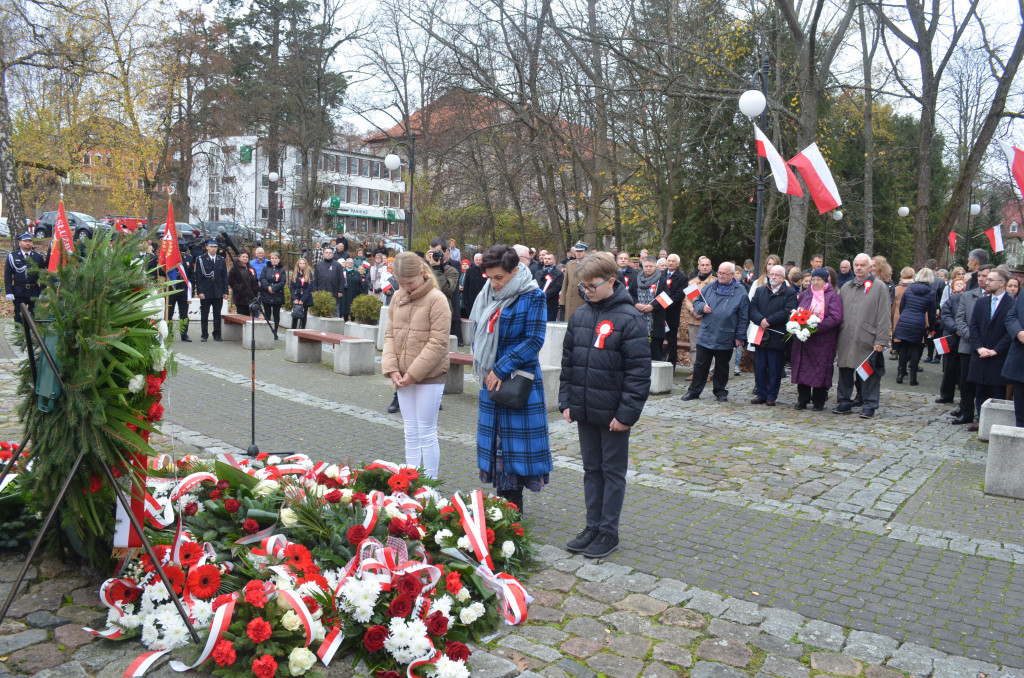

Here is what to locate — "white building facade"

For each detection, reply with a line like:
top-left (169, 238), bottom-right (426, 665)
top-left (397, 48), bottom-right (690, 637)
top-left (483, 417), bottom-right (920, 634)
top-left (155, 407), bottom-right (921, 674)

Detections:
top-left (189, 136), bottom-right (407, 240)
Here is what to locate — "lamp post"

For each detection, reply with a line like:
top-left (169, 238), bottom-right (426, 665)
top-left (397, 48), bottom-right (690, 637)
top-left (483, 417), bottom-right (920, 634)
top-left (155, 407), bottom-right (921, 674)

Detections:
top-left (384, 131), bottom-right (415, 249)
top-left (964, 194), bottom-right (980, 265)
top-left (826, 210), bottom-right (842, 265)
top-left (739, 56), bottom-right (771, 273)
top-left (893, 204), bottom-right (910, 262)
top-left (267, 171), bottom-right (279, 245)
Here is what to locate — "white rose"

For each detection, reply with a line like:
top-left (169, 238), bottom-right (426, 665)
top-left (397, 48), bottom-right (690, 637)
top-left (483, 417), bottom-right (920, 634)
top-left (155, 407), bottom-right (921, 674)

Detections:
top-left (501, 540), bottom-right (515, 558)
top-left (281, 610), bottom-right (302, 631)
top-left (456, 535), bottom-right (471, 550)
top-left (384, 504), bottom-right (401, 519)
top-left (288, 647), bottom-right (317, 676)
top-left (254, 480), bottom-right (280, 496)
top-left (128, 374), bottom-right (145, 393)
top-left (279, 507), bottom-right (298, 527)
top-left (340, 489), bottom-right (353, 503)
top-left (434, 529), bottom-right (453, 546)
top-left (307, 484), bottom-right (325, 498)
top-left (324, 464), bottom-right (341, 479)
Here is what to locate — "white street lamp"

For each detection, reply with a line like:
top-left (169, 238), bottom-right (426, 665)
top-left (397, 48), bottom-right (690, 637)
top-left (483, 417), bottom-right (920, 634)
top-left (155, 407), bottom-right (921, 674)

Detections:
top-left (897, 206), bottom-right (910, 218)
top-left (384, 154), bottom-right (401, 172)
top-left (738, 90), bottom-right (766, 119)
top-left (833, 210), bottom-right (843, 221)
top-left (268, 171), bottom-right (279, 183)
top-left (970, 203), bottom-right (981, 217)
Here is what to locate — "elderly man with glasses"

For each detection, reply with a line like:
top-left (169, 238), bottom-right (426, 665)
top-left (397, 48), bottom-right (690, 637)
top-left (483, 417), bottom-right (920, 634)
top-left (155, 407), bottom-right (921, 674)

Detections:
top-left (681, 261), bottom-right (750, 403)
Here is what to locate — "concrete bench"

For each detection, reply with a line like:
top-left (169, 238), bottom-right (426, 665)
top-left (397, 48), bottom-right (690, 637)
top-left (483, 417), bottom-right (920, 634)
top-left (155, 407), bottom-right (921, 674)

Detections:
top-left (985, 424), bottom-right (1024, 499)
top-left (285, 330), bottom-right (374, 375)
top-left (538, 322), bottom-right (568, 367)
top-left (243, 320), bottom-right (275, 350)
top-left (979, 399), bottom-right (1016, 442)
top-left (650, 361), bottom-right (674, 394)
top-left (221, 313), bottom-right (248, 342)
top-left (444, 352), bottom-right (474, 395)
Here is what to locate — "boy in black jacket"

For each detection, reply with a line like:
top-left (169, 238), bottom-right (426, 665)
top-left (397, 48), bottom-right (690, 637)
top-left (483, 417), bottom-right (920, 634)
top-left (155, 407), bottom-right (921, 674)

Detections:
top-left (559, 253), bottom-right (652, 558)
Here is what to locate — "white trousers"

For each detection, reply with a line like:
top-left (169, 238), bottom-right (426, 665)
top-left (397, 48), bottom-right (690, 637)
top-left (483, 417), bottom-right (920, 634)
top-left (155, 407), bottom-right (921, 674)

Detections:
top-left (396, 382), bottom-right (444, 479)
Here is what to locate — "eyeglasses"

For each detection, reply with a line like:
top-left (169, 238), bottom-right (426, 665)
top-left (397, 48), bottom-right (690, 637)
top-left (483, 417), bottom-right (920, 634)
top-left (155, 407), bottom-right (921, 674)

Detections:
top-left (577, 279), bottom-right (610, 294)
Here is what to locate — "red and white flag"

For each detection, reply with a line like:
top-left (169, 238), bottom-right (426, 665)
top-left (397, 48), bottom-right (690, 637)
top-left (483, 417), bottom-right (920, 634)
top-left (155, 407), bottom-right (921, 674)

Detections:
top-left (787, 142), bottom-right (842, 214)
top-left (381, 274), bottom-right (394, 293)
top-left (754, 124), bottom-right (802, 196)
top-left (855, 354), bottom-right (875, 381)
top-left (683, 283), bottom-right (702, 301)
top-left (933, 336), bottom-right (951, 355)
top-left (948, 231), bottom-right (958, 255)
top-left (986, 225), bottom-right (1005, 253)
top-left (1000, 141), bottom-right (1024, 199)
top-left (655, 291), bottom-right (673, 308)
top-left (48, 201), bottom-right (76, 272)
top-left (752, 326), bottom-right (765, 346)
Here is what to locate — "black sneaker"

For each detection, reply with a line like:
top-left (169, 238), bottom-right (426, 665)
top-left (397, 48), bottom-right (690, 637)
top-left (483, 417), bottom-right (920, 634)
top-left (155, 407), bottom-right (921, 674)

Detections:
top-left (583, 533), bottom-right (619, 559)
top-left (566, 527), bottom-right (598, 553)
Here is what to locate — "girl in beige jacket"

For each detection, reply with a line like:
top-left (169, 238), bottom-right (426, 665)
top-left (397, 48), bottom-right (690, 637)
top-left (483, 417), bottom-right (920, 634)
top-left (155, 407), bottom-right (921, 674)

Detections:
top-left (382, 252), bottom-right (452, 478)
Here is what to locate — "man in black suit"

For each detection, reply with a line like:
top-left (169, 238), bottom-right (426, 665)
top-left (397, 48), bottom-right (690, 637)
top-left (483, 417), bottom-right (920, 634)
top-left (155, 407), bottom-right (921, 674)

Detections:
top-left (1002, 278), bottom-right (1024, 427)
top-left (966, 268), bottom-right (1014, 431)
top-left (535, 251), bottom-right (563, 321)
top-left (195, 239), bottom-right (228, 341)
top-left (661, 254), bottom-right (687, 365)
top-left (314, 246), bottom-right (345, 317)
top-left (616, 251), bottom-right (638, 303)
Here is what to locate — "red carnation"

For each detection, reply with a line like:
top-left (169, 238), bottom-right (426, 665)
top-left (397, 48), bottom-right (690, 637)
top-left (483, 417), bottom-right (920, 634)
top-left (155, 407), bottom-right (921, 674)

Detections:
top-left (140, 429), bottom-right (150, 443)
top-left (445, 571), bottom-right (462, 595)
top-left (256, 452), bottom-right (269, 461)
top-left (186, 564), bottom-right (221, 599)
top-left (243, 518), bottom-right (260, 534)
top-left (211, 639), bottom-right (236, 667)
top-left (147, 401), bottom-right (164, 422)
top-left (325, 490), bottom-right (342, 504)
top-left (364, 624), bottom-right (389, 653)
top-left (243, 580), bottom-right (268, 608)
top-left (388, 594), bottom-right (413, 618)
top-left (301, 595), bottom-right (319, 614)
top-left (178, 541), bottom-right (204, 568)
top-left (252, 654), bottom-right (277, 678)
top-left (445, 641), bottom-right (472, 662)
top-left (486, 528), bottom-right (495, 545)
top-left (424, 610), bottom-right (448, 636)
top-left (394, 573), bottom-right (422, 598)
top-left (511, 523), bottom-right (524, 537)
top-left (212, 592), bottom-right (234, 610)
top-left (88, 476), bottom-right (103, 493)
top-left (209, 489), bottom-right (222, 501)
top-left (346, 525), bottom-right (367, 545)
top-left (506, 502), bottom-right (518, 512)
top-left (439, 506), bottom-right (455, 519)
top-left (183, 502), bottom-right (198, 517)
top-left (145, 375), bottom-right (161, 396)
top-left (246, 617), bottom-right (273, 644)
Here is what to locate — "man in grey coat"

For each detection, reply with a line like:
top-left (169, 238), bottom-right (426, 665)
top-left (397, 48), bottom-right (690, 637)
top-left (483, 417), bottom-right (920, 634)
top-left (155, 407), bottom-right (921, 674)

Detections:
top-left (834, 253), bottom-right (891, 419)
top-left (681, 261), bottom-right (749, 403)
top-left (952, 266), bottom-right (992, 425)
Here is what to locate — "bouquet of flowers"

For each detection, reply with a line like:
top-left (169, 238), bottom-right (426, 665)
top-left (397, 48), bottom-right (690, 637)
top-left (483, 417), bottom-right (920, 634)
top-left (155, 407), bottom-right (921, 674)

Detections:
top-left (785, 307), bottom-right (820, 342)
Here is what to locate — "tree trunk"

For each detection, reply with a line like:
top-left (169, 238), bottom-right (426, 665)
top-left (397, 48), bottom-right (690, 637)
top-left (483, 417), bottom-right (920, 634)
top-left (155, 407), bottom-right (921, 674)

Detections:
top-left (0, 68), bottom-right (28, 243)
top-left (782, 102), bottom-right (818, 266)
top-left (583, 0), bottom-right (607, 250)
top-left (913, 84), bottom-right (935, 267)
top-left (859, 4), bottom-right (876, 255)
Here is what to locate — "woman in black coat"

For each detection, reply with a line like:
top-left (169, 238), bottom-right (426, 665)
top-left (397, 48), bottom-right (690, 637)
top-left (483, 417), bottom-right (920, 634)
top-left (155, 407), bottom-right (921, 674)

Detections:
top-left (228, 250), bottom-right (259, 317)
top-left (892, 269), bottom-right (938, 385)
top-left (289, 258), bottom-right (313, 329)
top-left (632, 256), bottom-right (667, 360)
top-left (462, 261), bottom-right (487, 317)
top-left (260, 251), bottom-right (287, 333)
top-left (936, 276), bottom-right (965, 403)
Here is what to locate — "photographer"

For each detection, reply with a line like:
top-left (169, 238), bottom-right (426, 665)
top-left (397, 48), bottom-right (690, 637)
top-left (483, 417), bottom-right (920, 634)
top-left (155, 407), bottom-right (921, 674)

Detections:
top-left (428, 237), bottom-right (459, 320)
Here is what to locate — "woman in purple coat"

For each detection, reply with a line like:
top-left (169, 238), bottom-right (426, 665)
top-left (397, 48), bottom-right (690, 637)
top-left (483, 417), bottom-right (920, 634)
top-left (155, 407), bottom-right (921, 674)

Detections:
top-left (791, 269), bottom-right (844, 410)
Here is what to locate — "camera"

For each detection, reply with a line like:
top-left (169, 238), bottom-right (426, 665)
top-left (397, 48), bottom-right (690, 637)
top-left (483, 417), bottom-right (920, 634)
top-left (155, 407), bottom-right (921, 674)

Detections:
top-left (429, 250), bottom-right (443, 262)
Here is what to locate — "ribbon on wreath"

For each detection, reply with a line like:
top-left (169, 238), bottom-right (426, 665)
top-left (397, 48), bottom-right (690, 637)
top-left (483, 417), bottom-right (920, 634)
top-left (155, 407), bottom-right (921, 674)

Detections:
top-left (169, 472), bottom-right (216, 502)
top-left (147, 454), bottom-right (172, 471)
top-left (256, 464), bottom-right (309, 480)
top-left (168, 596), bottom-right (236, 672)
top-left (275, 590), bottom-right (316, 647)
top-left (317, 626), bottom-right (344, 665)
top-left (474, 562), bottom-right (533, 625)
top-left (124, 650), bottom-right (170, 676)
top-left (452, 490), bottom-right (493, 569)
top-left (361, 490), bottom-right (386, 533)
top-left (366, 459), bottom-right (401, 474)
top-left (83, 577), bottom-right (140, 639)
top-left (113, 454), bottom-right (152, 554)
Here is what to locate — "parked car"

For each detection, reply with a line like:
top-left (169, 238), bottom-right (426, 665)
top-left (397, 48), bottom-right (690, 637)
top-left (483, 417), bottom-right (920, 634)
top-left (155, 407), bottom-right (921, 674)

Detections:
top-left (200, 221), bottom-right (259, 249)
top-left (155, 222), bottom-right (204, 241)
top-left (0, 217), bottom-right (9, 239)
top-left (99, 215), bottom-right (148, 234)
top-left (33, 211), bottom-right (106, 240)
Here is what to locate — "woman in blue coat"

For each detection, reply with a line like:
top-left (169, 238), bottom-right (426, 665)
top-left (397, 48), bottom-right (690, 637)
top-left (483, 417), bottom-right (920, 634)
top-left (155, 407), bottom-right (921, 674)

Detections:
top-left (470, 245), bottom-right (552, 514)
top-left (893, 269), bottom-right (938, 385)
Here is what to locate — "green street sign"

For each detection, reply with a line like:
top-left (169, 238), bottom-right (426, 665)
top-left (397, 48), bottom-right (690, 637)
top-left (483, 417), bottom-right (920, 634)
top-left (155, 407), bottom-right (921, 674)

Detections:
top-left (330, 195), bottom-right (341, 208)
top-left (240, 145), bottom-right (252, 162)
top-left (386, 209), bottom-right (397, 221)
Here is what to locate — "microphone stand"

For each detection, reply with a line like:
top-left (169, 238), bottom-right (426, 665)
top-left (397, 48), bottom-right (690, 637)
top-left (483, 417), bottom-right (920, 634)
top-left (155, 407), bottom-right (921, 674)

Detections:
top-left (245, 269), bottom-right (278, 458)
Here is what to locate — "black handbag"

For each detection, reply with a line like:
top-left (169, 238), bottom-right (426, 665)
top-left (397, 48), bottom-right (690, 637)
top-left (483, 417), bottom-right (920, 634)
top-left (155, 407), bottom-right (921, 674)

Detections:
top-left (487, 369), bottom-right (534, 409)
top-left (291, 305), bottom-right (305, 320)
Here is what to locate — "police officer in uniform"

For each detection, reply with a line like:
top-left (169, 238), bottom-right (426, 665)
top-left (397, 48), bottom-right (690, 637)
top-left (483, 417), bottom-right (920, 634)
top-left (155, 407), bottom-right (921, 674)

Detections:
top-left (166, 240), bottom-right (194, 342)
top-left (5, 233), bottom-right (47, 325)
top-left (195, 238), bottom-right (228, 341)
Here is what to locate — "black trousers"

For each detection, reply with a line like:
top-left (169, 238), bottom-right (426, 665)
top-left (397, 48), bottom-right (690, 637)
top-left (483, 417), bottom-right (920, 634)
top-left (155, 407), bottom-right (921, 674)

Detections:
top-left (897, 342), bottom-right (924, 376)
top-left (650, 337), bottom-right (665, 361)
top-left (1014, 381), bottom-right (1024, 427)
top-left (939, 351), bottom-right (960, 401)
top-left (578, 421), bottom-right (631, 537)
top-left (663, 321), bottom-right (680, 365)
top-left (957, 353), bottom-right (976, 417)
top-left (200, 297), bottom-right (222, 338)
top-left (262, 303), bottom-right (281, 332)
top-left (290, 307), bottom-right (307, 330)
top-left (797, 384), bottom-right (830, 408)
top-left (974, 384), bottom-right (1007, 418)
top-left (686, 345), bottom-right (733, 399)
top-left (12, 295), bottom-right (36, 325)
top-left (167, 292), bottom-right (190, 337)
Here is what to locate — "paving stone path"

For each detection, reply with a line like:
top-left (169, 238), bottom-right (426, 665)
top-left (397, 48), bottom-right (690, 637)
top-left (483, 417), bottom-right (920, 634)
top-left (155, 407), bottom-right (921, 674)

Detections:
top-left (0, 321), bottom-right (1022, 676)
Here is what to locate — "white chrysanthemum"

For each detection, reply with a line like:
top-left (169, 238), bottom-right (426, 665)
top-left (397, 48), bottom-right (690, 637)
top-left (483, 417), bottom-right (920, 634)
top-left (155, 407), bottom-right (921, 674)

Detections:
top-left (807, 314), bottom-right (820, 328)
top-left (162, 618), bottom-right (190, 650)
top-left (434, 529), bottom-right (453, 546)
top-left (140, 622), bottom-right (160, 648)
top-left (432, 656), bottom-right (470, 678)
top-left (488, 507), bottom-right (502, 522)
top-left (456, 535), bottom-right (471, 550)
top-left (128, 374), bottom-right (146, 394)
top-left (797, 328), bottom-right (811, 342)
top-left (786, 320), bottom-right (800, 333)
top-left (281, 610), bottom-right (302, 631)
top-left (191, 600), bottom-right (214, 627)
top-left (433, 595), bottom-right (454, 616)
top-left (352, 604), bottom-right (374, 624)
top-left (288, 647), bottom-right (317, 676)
top-left (279, 507), bottom-right (298, 527)
top-left (156, 320), bottom-right (169, 339)
top-left (436, 497), bottom-right (450, 509)
top-left (456, 587), bottom-right (471, 603)
top-left (501, 540), bottom-right (515, 558)
top-left (267, 455), bottom-right (282, 465)
top-left (143, 582), bottom-right (170, 603)
top-left (121, 613), bottom-right (142, 629)
top-left (106, 608), bottom-right (121, 626)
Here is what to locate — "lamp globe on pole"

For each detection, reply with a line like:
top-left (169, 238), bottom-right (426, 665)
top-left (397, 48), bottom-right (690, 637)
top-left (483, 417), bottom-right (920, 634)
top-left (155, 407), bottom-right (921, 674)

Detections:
top-left (268, 172), bottom-right (279, 183)
top-left (833, 210), bottom-right (843, 221)
top-left (738, 90), bottom-right (766, 118)
top-left (384, 154), bottom-right (401, 172)
top-left (897, 206), bottom-right (910, 218)
top-left (970, 203), bottom-right (981, 217)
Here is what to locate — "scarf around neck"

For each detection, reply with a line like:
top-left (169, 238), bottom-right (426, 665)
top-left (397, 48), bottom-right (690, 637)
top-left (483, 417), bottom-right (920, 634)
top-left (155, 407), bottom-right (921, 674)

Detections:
top-left (469, 263), bottom-right (539, 380)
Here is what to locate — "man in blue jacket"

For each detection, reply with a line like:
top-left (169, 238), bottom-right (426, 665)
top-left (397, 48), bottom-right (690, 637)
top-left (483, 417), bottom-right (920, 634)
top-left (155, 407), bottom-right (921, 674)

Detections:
top-left (681, 261), bottom-right (750, 402)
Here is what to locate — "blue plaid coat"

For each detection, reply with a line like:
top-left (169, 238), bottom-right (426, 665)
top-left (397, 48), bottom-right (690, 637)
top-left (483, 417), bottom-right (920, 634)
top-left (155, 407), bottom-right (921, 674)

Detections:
top-left (476, 287), bottom-right (553, 477)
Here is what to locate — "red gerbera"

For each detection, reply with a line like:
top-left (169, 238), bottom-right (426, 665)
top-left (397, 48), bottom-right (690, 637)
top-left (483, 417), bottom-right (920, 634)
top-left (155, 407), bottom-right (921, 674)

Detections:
top-left (211, 639), bottom-right (236, 667)
top-left (282, 544), bottom-right (313, 569)
top-left (246, 617), bottom-right (273, 644)
top-left (399, 468), bottom-right (419, 482)
top-left (252, 654), bottom-right (277, 678)
top-left (162, 565), bottom-right (186, 595)
top-left (387, 475), bottom-right (410, 493)
top-left (186, 564), bottom-right (221, 599)
top-left (177, 541), bottom-right (204, 568)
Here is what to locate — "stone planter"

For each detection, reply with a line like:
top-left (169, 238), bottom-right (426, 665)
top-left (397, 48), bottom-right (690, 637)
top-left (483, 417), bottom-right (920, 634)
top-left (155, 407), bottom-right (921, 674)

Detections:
top-left (344, 322), bottom-right (378, 342)
top-left (305, 315), bottom-right (324, 332)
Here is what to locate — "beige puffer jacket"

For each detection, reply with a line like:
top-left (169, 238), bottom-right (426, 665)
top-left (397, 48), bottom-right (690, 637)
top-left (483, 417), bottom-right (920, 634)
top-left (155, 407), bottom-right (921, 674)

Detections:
top-left (382, 279), bottom-right (451, 384)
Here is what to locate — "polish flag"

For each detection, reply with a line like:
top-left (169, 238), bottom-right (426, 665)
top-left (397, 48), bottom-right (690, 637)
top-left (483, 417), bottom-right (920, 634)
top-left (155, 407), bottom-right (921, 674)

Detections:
top-left (933, 336), bottom-right (951, 355)
top-left (986, 225), bottom-right (1005, 253)
top-left (755, 125), bottom-right (802, 196)
top-left (752, 326), bottom-right (765, 346)
top-left (683, 283), bottom-right (701, 301)
top-left (787, 143), bottom-right (842, 214)
top-left (855, 355), bottom-right (875, 381)
top-left (655, 291), bottom-right (673, 308)
top-left (362, 261), bottom-right (371, 269)
top-left (1000, 141), bottom-right (1024, 199)
top-left (381, 275), bottom-right (394, 293)
top-left (948, 231), bottom-right (957, 255)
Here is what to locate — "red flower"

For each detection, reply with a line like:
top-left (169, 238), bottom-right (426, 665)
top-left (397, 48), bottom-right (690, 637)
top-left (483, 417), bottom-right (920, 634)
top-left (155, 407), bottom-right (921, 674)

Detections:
top-left (216, 479), bottom-right (229, 491)
top-left (209, 489), bottom-right (222, 501)
top-left (388, 518), bottom-right (407, 537)
top-left (178, 541), bottom-right (204, 568)
top-left (283, 544), bottom-right (314, 569)
top-left (122, 586), bottom-right (141, 603)
top-left (511, 523), bottom-right (524, 537)
top-left (325, 477), bottom-right (339, 489)
top-left (376, 672), bottom-right (401, 678)
top-left (247, 617), bottom-right (273, 644)
top-left (388, 594), bottom-right (413, 618)
top-left (140, 429), bottom-right (150, 443)
top-left (145, 375), bottom-right (162, 396)
top-left (176, 459), bottom-right (188, 469)
top-left (351, 492), bottom-right (368, 507)
top-left (243, 519), bottom-right (260, 534)
top-left (0, 450), bottom-right (10, 462)
top-left (183, 502), bottom-right (198, 517)
top-left (224, 498), bottom-right (241, 513)
top-left (212, 593), bottom-right (234, 610)
top-left (325, 490), bottom-right (342, 504)
top-left (364, 624), bottom-right (389, 652)
top-left (394, 574), bottom-right (422, 598)
top-left (424, 610), bottom-right (448, 636)
top-left (256, 452), bottom-right (269, 461)
top-left (439, 506), bottom-right (455, 517)
top-left (301, 595), bottom-right (319, 614)
top-left (252, 654), bottom-right (277, 678)
top-left (506, 502), bottom-right (519, 512)
top-left (445, 572), bottom-right (462, 595)
top-left (346, 525), bottom-right (367, 545)
top-left (486, 528), bottom-right (495, 545)
top-left (405, 523), bottom-right (422, 541)
top-left (445, 641), bottom-right (471, 662)
top-left (147, 401), bottom-right (164, 422)
top-left (163, 565), bottom-right (186, 595)
top-left (398, 468), bottom-right (419, 481)
top-left (387, 475), bottom-right (409, 493)
top-left (186, 564), bottom-right (221, 599)
top-left (243, 580), bottom-right (268, 608)
top-left (212, 639), bottom-right (236, 667)
top-left (88, 476), bottom-right (102, 493)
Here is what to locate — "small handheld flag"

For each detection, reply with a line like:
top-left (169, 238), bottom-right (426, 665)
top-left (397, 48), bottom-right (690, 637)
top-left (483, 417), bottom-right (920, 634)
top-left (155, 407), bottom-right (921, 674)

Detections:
top-left (855, 353), bottom-right (876, 380)
top-left (986, 225), bottom-right (1004, 253)
top-left (542, 274), bottom-right (552, 293)
top-left (933, 336), bottom-right (951, 355)
top-left (948, 231), bottom-right (957, 255)
top-left (752, 326), bottom-right (765, 346)
top-left (683, 283), bottom-right (701, 301)
top-left (655, 291), bottom-right (673, 308)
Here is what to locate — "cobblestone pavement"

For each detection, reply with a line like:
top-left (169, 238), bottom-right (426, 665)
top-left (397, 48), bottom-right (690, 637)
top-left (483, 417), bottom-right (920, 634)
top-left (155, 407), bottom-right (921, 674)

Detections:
top-left (0, 321), bottom-right (1022, 677)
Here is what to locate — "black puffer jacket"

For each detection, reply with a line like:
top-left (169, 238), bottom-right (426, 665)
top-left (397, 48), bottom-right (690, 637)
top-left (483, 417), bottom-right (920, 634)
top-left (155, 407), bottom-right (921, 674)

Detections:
top-left (894, 281), bottom-right (937, 344)
top-left (558, 283), bottom-right (652, 427)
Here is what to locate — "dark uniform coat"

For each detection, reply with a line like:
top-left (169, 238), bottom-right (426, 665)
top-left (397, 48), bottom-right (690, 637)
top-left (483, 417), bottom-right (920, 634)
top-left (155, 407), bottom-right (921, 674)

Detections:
top-left (194, 252), bottom-right (228, 298)
top-left (968, 293), bottom-right (1014, 386)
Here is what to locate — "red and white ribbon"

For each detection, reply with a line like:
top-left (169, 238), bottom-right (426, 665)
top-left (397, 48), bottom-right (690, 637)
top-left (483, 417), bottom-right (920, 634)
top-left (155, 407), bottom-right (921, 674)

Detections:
top-left (487, 309), bottom-right (501, 333)
top-left (475, 563), bottom-right (533, 625)
top-left (257, 464), bottom-right (308, 480)
top-left (123, 650), bottom-right (170, 677)
top-left (147, 454), bottom-right (172, 471)
top-left (317, 626), bottom-right (344, 665)
top-left (169, 472), bottom-right (216, 502)
top-left (276, 590), bottom-right (315, 647)
top-left (84, 578), bottom-right (139, 639)
top-left (362, 490), bottom-right (385, 533)
top-left (594, 320), bottom-right (614, 348)
top-left (169, 597), bottom-right (236, 672)
top-left (366, 460), bottom-right (401, 474)
top-left (452, 490), bottom-right (493, 569)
